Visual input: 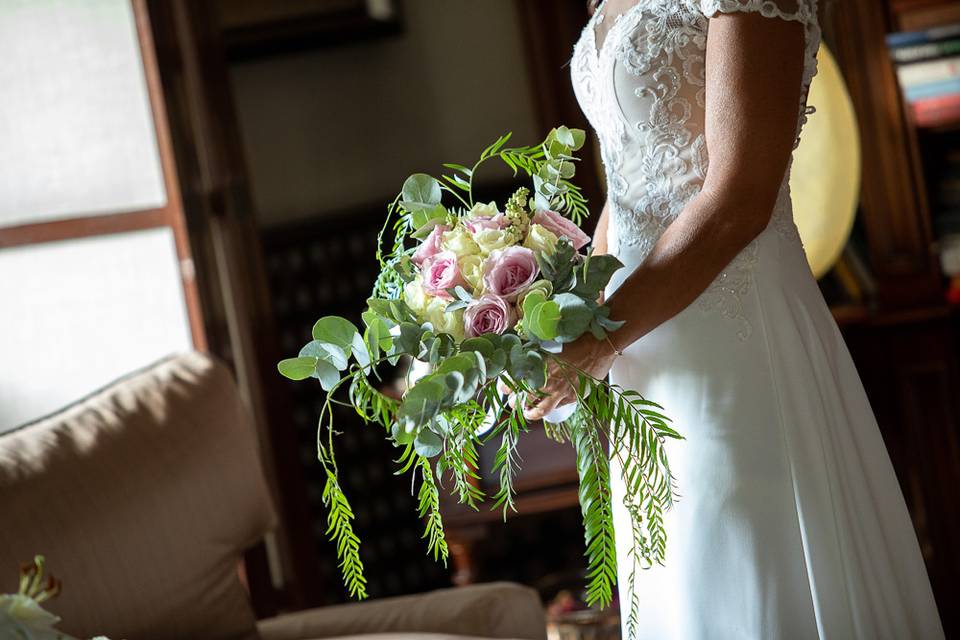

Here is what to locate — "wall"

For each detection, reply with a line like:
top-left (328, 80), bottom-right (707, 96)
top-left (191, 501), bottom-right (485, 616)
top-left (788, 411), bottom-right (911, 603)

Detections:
top-left (228, 0), bottom-right (542, 228)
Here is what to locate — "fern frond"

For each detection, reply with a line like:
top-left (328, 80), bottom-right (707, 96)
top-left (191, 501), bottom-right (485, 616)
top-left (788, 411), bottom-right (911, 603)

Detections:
top-left (416, 457), bottom-right (449, 565)
top-left (436, 402), bottom-right (485, 508)
top-left (490, 404), bottom-right (524, 518)
top-left (568, 408), bottom-right (618, 609)
top-left (322, 472), bottom-right (368, 599)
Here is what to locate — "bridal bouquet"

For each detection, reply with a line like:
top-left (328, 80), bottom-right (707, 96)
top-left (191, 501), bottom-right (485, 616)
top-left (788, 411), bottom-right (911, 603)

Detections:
top-left (278, 127), bottom-right (680, 626)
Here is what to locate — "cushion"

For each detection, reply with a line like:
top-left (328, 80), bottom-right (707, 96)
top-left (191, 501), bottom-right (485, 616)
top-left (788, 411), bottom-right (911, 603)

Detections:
top-left (258, 582), bottom-right (546, 640)
top-left (0, 352), bottom-right (276, 640)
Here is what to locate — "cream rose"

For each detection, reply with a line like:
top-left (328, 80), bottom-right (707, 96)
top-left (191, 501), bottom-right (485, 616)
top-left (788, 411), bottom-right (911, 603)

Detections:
top-left (459, 254), bottom-right (484, 292)
top-left (403, 276), bottom-right (431, 318)
top-left (468, 201), bottom-right (499, 218)
top-left (523, 223), bottom-right (559, 257)
top-left (473, 227), bottom-right (514, 255)
top-left (442, 225), bottom-right (481, 258)
top-left (425, 297), bottom-right (465, 342)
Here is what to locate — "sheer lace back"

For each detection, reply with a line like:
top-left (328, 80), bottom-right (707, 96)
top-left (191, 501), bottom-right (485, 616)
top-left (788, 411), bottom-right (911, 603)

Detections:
top-left (572, 0), bottom-right (820, 340)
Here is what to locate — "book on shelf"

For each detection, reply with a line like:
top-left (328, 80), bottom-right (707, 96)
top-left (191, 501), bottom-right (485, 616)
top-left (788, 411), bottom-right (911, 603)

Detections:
top-left (885, 23), bottom-right (960, 48)
top-left (912, 93), bottom-right (960, 127)
top-left (889, 38), bottom-right (960, 65)
top-left (896, 55), bottom-right (960, 88)
top-left (903, 77), bottom-right (960, 102)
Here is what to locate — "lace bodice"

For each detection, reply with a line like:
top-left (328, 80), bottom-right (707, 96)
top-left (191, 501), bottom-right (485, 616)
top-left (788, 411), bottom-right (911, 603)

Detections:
top-left (572, 0), bottom-right (820, 339)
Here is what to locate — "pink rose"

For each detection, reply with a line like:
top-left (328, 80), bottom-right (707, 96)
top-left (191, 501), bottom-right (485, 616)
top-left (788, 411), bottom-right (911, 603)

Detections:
top-left (532, 210), bottom-right (590, 250)
top-left (482, 246), bottom-right (539, 301)
top-left (421, 251), bottom-right (466, 299)
top-left (464, 213), bottom-right (509, 234)
top-left (412, 224), bottom-right (450, 266)
top-left (464, 294), bottom-right (516, 337)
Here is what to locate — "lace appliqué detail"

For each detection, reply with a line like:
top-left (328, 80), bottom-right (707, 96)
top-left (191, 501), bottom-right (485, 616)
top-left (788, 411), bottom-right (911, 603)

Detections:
top-left (696, 240), bottom-right (760, 340)
top-left (571, 0), bottom-right (820, 340)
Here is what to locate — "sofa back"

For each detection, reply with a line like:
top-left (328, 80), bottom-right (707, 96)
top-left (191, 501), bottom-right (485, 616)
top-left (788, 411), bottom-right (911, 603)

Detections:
top-left (0, 352), bottom-right (276, 640)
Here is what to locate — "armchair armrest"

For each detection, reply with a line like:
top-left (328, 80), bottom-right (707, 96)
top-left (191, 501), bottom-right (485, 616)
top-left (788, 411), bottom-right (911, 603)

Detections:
top-left (257, 582), bottom-right (546, 640)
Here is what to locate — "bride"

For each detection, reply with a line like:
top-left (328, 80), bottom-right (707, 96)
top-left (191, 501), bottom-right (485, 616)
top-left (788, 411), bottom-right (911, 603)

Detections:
top-left (522, 0), bottom-right (946, 637)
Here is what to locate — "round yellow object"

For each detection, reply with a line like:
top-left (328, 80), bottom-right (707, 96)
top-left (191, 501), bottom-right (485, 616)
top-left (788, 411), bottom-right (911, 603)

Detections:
top-left (790, 44), bottom-right (861, 279)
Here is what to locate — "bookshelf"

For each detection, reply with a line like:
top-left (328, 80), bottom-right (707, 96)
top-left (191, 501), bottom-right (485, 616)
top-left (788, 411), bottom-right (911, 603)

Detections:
top-left (823, 1), bottom-right (960, 634)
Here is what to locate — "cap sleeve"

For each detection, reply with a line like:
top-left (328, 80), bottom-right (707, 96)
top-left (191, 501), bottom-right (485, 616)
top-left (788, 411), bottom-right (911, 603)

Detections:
top-left (699, 0), bottom-right (816, 25)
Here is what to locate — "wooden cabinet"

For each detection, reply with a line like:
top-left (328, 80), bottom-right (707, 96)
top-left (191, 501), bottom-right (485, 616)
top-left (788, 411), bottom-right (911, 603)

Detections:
top-left (841, 310), bottom-right (960, 635)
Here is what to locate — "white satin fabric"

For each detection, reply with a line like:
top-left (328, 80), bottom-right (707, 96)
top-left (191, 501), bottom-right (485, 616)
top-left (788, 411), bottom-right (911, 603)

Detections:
top-left (571, 1), bottom-right (945, 638)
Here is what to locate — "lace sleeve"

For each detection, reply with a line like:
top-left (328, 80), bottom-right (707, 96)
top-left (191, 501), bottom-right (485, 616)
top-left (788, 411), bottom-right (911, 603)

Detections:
top-left (699, 0), bottom-right (816, 25)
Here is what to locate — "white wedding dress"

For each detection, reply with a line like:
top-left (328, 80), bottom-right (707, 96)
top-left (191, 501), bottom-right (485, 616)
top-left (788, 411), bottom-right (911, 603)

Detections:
top-left (571, 1), bottom-right (945, 638)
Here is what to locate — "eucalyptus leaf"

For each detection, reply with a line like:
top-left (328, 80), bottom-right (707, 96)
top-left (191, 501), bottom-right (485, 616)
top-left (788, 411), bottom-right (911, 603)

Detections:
top-left (401, 173), bottom-right (442, 211)
top-left (314, 358), bottom-right (341, 391)
top-left (312, 317), bottom-right (360, 350)
top-left (351, 332), bottom-right (371, 369)
top-left (460, 336), bottom-right (493, 357)
top-left (527, 300), bottom-right (561, 341)
top-left (572, 253), bottom-right (624, 300)
top-left (300, 340), bottom-right (349, 371)
top-left (392, 420), bottom-right (416, 445)
top-left (277, 357), bottom-right (317, 381)
top-left (396, 322), bottom-right (424, 356)
top-left (414, 427), bottom-right (444, 458)
top-left (398, 377), bottom-right (447, 434)
top-left (554, 293), bottom-right (594, 343)
top-left (410, 204), bottom-right (448, 239)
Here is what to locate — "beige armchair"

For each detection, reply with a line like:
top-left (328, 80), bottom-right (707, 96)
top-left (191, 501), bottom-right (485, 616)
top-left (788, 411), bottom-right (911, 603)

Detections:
top-left (0, 352), bottom-right (546, 640)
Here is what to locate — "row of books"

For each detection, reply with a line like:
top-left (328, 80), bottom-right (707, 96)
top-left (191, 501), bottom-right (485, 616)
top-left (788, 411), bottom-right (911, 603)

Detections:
top-left (887, 22), bottom-right (960, 128)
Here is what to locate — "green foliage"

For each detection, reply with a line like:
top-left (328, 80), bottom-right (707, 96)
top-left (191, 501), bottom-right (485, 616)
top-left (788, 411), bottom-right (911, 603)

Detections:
top-left (436, 401), bottom-right (486, 509)
top-left (322, 472), bottom-right (368, 599)
top-left (522, 291), bottom-right (561, 341)
top-left (568, 408), bottom-right (617, 609)
top-left (401, 173), bottom-right (442, 212)
top-left (553, 293), bottom-right (594, 343)
top-left (416, 457), bottom-right (449, 564)
top-left (349, 369), bottom-right (397, 431)
top-left (572, 253), bottom-right (624, 301)
top-left (537, 238), bottom-right (577, 292)
top-left (277, 357), bottom-right (318, 381)
top-left (556, 374), bottom-right (682, 627)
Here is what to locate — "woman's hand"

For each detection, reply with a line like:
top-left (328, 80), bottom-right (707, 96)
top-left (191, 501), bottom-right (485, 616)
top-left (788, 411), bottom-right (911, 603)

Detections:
top-left (521, 334), bottom-right (618, 421)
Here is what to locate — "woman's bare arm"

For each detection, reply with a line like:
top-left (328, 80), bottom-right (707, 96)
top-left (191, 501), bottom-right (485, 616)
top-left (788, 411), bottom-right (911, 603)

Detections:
top-left (592, 202), bottom-right (610, 256)
top-left (525, 12), bottom-right (806, 419)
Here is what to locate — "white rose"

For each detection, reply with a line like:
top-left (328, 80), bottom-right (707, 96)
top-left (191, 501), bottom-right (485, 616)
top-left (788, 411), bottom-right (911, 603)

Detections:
top-left (523, 223), bottom-right (559, 258)
top-left (459, 254), bottom-right (484, 292)
top-left (403, 276), bottom-right (430, 318)
top-left (424, 298), bottom-right (465, 342)
top-left (442, 225), bottom-right (481, 258)
top-left (468, 201), bottom-right (499, 218)
top-left (473, 228), bottom-right (515, 255)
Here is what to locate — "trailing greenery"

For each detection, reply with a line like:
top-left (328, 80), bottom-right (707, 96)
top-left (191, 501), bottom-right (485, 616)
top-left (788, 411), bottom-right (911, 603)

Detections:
top-left (568, 408), bottom-right (618, 608)
top-left (277, 129), bottom-right (682, 634)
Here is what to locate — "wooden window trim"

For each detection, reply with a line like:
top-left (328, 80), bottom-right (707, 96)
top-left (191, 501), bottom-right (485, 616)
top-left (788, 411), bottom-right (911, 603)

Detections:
top-left (0, 0), bottom-right (206, 351)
